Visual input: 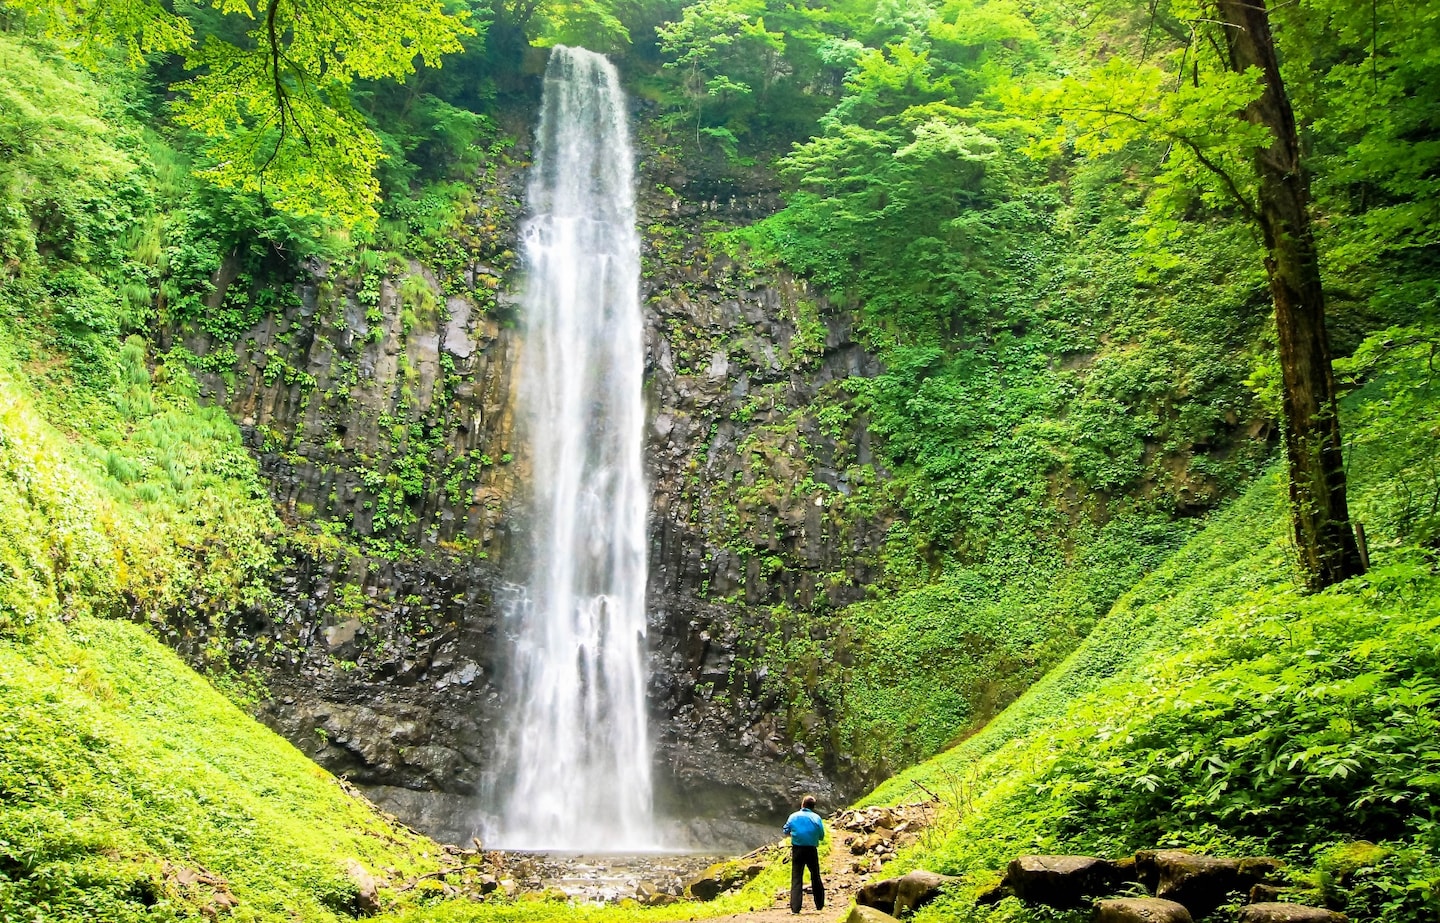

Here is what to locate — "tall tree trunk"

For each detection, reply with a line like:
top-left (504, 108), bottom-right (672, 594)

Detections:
top-left (1214, 0), bottom-right (1365, 589)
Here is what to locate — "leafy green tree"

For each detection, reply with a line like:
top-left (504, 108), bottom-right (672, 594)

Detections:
top-left (9, 0), bottom-right (477, 228)
top-left (1039, 0), bottom-right (1366, 588)
top-left (656, 0), bottom-right (785, 148)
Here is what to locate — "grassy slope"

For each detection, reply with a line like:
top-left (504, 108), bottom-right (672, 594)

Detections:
top-left (0, 36), bottom-right (458, 917)
top-left (0, 618), bottom-right (447, 922)
top-left (846, 330), bottom-right (1440, 922)
top-left (0, 260), bottom-right (456, 920)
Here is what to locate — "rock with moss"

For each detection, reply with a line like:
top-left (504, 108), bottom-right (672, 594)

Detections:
top-left (1137, 850), bottom-right (1243, 918)
top-left (1239, 904), bottom-right (1348, 923)
top-left (1005, 855), bottom-right (1120, 908)
top-left (1094, 898), bottom-right (1193, 923)
top-left (684, 859), bottom-right (763, 901)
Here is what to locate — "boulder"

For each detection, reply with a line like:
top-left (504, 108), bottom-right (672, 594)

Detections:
top-left (344, 860), bottom-right (381, 917)
top-left (1094, 898), bottom-right (1194, 923)
top-left (845, 906), bottom-right (902, 923)
top-left (856, 877), bottom-right (901, 915)
top-left (893, 870), bottom-right (959, 915)
top-left (1239, 904), bottom-right (1349, 923)
top-left (855, 869), bottom-right (956, 916)
top-left (1249, 884), bottom-right (1283, 904)
top-left (684, 860), bottom-right (764, 901)
top-left (1136, 850), bottom-right (1242, 918)
top-left (1006, 855), bottom-right (1116, 908)
top-left (685, 875), bottom-right (725, 901)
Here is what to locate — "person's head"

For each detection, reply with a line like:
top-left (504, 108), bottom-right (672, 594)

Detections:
top-left (801, 795), bottom-right (816, 810)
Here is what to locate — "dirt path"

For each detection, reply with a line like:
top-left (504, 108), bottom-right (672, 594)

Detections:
top-left (692, 802), bottom-right (936, 922)
top-left (695, 846), bottom-right (863, 923)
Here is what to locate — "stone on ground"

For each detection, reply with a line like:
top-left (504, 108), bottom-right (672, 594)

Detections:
top-left (1238, 903), bottom-right (1349, 923)
top-left (1094, 897), bottom-right (1194, 923)
top-left (855, 877), bottom-right (901, 915)
top-left (893, 869), bottom-right (959, 915)
top-left (1005, 855), bottom-right (1116, 908)
top-left (344, 859), bottom-right (381, 917)
top-left (685, 860), bottom-right (762, 901)
top-left (845, 905), bottom-right (902, 923)
top-left (855, 868), bottom-right (956, 916)
top-left (1136, 850), bottom-right (1242, 918)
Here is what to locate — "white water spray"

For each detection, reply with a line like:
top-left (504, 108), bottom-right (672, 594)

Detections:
top-left (489, 46), bottom-right (655, 851)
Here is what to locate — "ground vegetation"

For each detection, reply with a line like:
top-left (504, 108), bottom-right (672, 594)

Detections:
top-left (0, 0), bottom-right (1437, 919)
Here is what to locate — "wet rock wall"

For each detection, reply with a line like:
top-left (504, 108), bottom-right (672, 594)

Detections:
top-left (170, 121), bottom-right (896, 848)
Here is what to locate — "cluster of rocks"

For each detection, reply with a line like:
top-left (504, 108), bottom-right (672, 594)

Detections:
top-left (350, 846), bottom-right (732, 911)
top-left (676, 853), bottom-right (771, 903)
top-left (855, 869), bottom-right (961, 917)
top-left (980, 850), bottom-right (1348, 923)
top-left (833, 803), bottom-right (935, 874)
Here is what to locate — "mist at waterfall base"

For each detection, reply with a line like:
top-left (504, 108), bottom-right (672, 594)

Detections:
top-left (478, 46), bottom-right (659, 853)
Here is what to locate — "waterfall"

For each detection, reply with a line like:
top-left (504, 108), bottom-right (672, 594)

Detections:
top-left (488, 46), bottom-right (655, 852)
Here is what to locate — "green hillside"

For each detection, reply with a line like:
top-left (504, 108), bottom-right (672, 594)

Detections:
top-left (853, 331), bottom-right (1440, 921)
top-left (0, 617), bottom-right (449, 921)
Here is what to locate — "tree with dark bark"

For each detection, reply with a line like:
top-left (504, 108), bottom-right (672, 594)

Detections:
top-left (1045, 0), bottom-right (1366, 589)
top-left (1211, 0), bottom-right (1364, 588)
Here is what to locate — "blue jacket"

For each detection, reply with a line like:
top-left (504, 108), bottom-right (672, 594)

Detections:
top-left (783, 808), bottom-right (825, 847)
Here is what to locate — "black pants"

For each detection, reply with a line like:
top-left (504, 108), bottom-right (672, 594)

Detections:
top-left (790, 844), bottom-right (824, 913)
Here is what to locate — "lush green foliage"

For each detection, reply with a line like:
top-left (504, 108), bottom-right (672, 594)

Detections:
top-left (682, 0), bottom-right (1440, 786)
top-left (0, 618), bottom-right (448, 921)
top-left (858, 327), bottom-right (1440, 923)
top-left (0, 30), bottom-right (285, 644)
top-left (8, 0), bottom-right (476, 226)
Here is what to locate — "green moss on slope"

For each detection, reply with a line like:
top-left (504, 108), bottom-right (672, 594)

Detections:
top-left (0, 618), bottom-right (447, 921)
top-left (853, 328), bottom-right (1440, 922)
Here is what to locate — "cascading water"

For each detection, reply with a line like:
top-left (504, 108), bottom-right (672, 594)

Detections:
top-left (486, 46), bottom-right (656, 852)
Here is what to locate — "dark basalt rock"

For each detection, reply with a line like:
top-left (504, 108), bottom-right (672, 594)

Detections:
top-left (1005, 855), bottom-right (1119, 908)
top-left (857, 869), bottom-right (957, 916)
top-left (845, 906), bottom-right (901, 923)
top-left (1238, 903), bottom-right (1348, 923)
top-left (1137, 850), bottom-right (1243, 918)
top-left (1094, 898), bottom-right (1193, 923)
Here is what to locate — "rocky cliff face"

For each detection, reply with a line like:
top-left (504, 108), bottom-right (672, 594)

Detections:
top-left (171, 114), bottom-right (895, 849)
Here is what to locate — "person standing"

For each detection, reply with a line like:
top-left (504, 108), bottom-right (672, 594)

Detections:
top-left (783, 795), bottom-right (825, 914)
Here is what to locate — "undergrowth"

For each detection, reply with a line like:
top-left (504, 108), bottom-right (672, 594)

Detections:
top-left (854, 326), bottom-right (1440, 923)
top-left (0, 618), bottom-right (445, 922)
